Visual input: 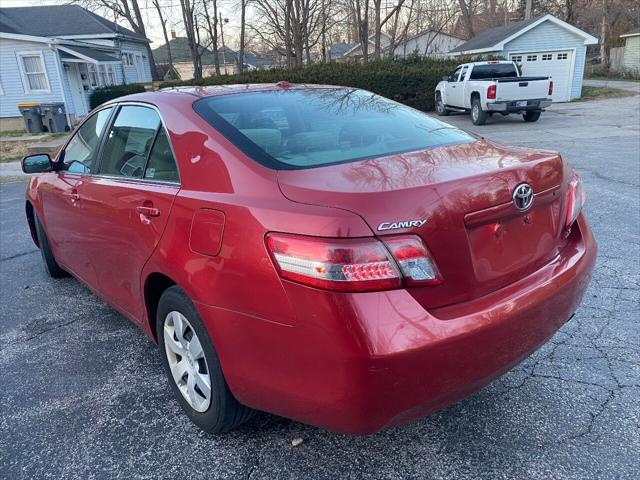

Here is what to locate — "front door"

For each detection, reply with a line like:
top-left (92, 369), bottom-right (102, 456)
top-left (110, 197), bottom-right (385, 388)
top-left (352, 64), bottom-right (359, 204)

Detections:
top-left (67, 63), bottom-right (88, 117)
top-left (77, 105), bottom-right (180, 320)
top-left (42, 106), bottom-right (114, 280)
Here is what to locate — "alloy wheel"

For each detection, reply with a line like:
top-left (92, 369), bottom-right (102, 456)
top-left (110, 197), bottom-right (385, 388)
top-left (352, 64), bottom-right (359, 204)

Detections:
top-left (163, 311), bottom-right (212, 412)
top-left (472, 105), bottom-right (479, 122)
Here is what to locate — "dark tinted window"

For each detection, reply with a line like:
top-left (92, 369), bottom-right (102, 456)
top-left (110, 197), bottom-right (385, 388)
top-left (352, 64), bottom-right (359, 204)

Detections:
top-left (62, 107), bottom-right (113, 173)
top-left (469, 64), bottom-right (518, 79)
top-left (194, 89), bottom-right (474, 169)
top-left (99, 106), bottom-right (161, 178)
top-left (144, 128), bottom-right (179, 182)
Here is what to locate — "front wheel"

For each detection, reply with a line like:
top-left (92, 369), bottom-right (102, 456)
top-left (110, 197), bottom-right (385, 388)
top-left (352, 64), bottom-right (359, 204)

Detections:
top-left (471, 98), bottom-right (488, 125)
top-left (157, 286), bottom-right (254, 433)
top-left (435, 93), bottom-right (449, 116)
top-left (34, 214), bottom-right (68, 278)
top-left (523, 110), bottom-right (541, 122)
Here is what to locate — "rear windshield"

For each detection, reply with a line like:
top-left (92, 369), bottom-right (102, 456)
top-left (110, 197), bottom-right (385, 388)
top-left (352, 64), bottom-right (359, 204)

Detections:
top-left (469, 64), bottom-right (518, 79)
top-left (193, 89), bottom-right (475, 169)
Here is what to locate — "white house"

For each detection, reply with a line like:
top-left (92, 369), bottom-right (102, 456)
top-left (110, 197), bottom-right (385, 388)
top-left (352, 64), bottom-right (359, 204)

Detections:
top-left (449, 14), bottom-right (598, 102)
top-left (342, 30), bottom-right (462, 61)
top-left (620, 28), bottom-right (640, 76)
top-left (0, 5), bottom-right (153, 130)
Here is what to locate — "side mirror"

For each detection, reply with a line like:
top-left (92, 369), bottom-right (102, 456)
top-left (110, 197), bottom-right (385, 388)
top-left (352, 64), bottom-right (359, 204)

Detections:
top-left (442, 75), bottom-right (450, 82)
top-left (22, 154), bottom-right (53, 174)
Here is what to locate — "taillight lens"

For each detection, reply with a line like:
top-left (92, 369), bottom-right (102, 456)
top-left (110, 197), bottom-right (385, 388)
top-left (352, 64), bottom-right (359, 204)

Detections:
top-left (566, 173), bottom-right (585, 228)
top-left (487, 84), bottom-right (497, 100)
top-left (548, 80), bottom-right (554, 97)
top-left (265, 233), bottom-right (441, 292)
top-left (382, 236), bottom-right (442, 286)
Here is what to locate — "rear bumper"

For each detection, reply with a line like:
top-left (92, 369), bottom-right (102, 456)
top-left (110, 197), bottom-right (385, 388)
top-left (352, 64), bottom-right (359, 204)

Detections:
top-left (197, 216), bottom-right (596, 435)
top-left (487, 99), bottom-right (552, 112)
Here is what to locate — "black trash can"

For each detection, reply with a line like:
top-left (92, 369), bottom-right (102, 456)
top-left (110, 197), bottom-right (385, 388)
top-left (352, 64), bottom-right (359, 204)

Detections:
top-left (17, 103), bottom-right (44, 133)
top-left (41, 102), bottom-right (69, 133)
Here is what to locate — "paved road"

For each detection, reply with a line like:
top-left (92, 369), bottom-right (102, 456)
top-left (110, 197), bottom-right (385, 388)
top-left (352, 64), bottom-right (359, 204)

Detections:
top-left (1, 94), bottom-right (639, 480)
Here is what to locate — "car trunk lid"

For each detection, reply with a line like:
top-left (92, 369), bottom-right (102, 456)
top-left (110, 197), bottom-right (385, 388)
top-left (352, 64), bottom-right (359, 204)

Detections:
top-left (277, 139), bottom-right (569, 309)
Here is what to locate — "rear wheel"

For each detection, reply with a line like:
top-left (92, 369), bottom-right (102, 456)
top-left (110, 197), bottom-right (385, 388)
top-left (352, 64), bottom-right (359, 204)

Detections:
top-left (471, 98), bottom-right (488, 125)
top-left (523, 110), bottom-right (541, 122)
top-left (435, 92), bottom-right (449, 116)
top-left (34, 214), bottom-right (68, 278)
top-left (157, 286), bottom-right (254, 433)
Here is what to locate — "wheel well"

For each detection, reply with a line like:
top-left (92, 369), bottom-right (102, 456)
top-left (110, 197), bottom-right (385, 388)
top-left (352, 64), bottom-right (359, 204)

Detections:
top-left (144, 273), bottom-right (176, 341)
top-left (25, 201), bottom-right (39, 248)
top-left (471, 91), bottom-right (480, 102)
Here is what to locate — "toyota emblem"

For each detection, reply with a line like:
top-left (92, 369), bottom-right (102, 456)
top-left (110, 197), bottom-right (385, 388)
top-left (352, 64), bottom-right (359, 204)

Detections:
top-left (513, 183), bottom-right (534, 211)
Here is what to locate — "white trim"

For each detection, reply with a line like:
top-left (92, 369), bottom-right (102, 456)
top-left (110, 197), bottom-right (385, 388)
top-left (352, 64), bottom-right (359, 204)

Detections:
top-left (620, 32), bottom-right (640, 39)
top-left (0, 32), bottom-right (51, 43)
top-left (57, 45), bottom-right (120, 65)
top-left (452, 14), bottom-right (598, 55)
top-left (53, 52), bottom-right (74, 126)
top-left (16, 50), bottom-right (52, 93)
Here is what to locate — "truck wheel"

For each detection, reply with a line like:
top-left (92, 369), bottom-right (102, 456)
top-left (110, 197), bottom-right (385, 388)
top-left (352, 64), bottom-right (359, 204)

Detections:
top-left (435, 93), bottom-right (449, 116)
top-left (471, 98), bottom-right (488, 125)
top-left (523, 111), bottom-right (541, 122)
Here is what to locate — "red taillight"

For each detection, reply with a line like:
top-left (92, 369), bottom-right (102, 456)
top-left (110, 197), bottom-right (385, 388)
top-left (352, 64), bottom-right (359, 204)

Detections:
top-left (548, 80), bottom-right (554, 96)
top-left (487, 84), bottom-right (497, 100)
top-left (565, 173), bottom-right (585, 228)
top-left (265, 234), bottom-right (441, 292)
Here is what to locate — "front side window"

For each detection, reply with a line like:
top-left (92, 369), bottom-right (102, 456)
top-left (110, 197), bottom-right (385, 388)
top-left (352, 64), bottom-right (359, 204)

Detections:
top-left (99, 105), bottom-right (161, 178)
top-left (451, 66), bottom-right (463, 82)
top-left (18, 52), bottom-right (50, 92)
top-left (458, 66), bottom-right (468, 82)
top-left (62, 107), bottom-right (113, 173)
top-left (194, 89), bottom-right (475, 169)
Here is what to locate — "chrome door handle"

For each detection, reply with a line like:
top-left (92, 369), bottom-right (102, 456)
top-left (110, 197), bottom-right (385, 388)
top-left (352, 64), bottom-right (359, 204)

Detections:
top-left (135, 205), bottom-right (160, 217)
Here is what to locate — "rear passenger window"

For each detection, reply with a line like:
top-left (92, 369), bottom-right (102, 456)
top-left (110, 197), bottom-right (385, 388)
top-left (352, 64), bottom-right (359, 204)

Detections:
top-left (144, 128), bottom-right (179, 182)
top-left (99, 106), bottom-right (160, 178)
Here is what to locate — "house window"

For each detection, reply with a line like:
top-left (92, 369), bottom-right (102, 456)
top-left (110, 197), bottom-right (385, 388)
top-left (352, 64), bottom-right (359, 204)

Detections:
top-left (557, 53), bottom-right (568, 60)
top-left (17, 51), bottom-right (50, 92)
top-left (107, 65), bottom-right (115, 85)
top-left (526, 55), bottom-right (538, 62)
top-left (99, 65), bottom-right (107, 85)
top-left (88, 64), bottom-right (99, 87)
top-left (122, 53), bottom-right (134, 65)
top-left (511, 55), bottom-right (522, 62)
top-left (542, 54), bottom-right (553, 61)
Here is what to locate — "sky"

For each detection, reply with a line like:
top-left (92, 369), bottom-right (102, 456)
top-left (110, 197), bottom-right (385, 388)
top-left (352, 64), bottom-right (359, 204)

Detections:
top-left (0, 0), bottom-right (244, 48)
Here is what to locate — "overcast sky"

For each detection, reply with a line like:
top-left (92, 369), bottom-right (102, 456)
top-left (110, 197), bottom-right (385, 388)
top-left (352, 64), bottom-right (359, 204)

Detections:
top-left (2, 0), bottom-right (245, 48)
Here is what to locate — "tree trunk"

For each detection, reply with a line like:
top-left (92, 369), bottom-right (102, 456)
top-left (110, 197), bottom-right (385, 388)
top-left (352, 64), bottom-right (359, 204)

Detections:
top-left (238, 0), bottom-right (246, 73)
top-left (458, 0), bottom-right (475, 38)
top-left (152, 0), bottom-right (173, 79)
top-left (373, 0), bottom-right (382, 60)
top-left (524, 0), bottom-right (533, 20)
top-left (129, 0), bottom-right (158, 80)
top-left (285, 0), bottom-right (293, 68)
top-left (600, 0), bottom-right (608, 66)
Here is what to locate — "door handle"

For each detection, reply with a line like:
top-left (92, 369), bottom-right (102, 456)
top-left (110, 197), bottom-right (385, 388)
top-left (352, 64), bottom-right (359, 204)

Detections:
top-left (67, 189), bottom-right (80, 203)
top-left (135, 205), bottom-right (160, 217)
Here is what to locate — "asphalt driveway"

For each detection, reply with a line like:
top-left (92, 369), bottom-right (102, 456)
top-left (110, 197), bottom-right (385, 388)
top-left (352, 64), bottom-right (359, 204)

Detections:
top-left (1, 92), bottom-right (639, 479)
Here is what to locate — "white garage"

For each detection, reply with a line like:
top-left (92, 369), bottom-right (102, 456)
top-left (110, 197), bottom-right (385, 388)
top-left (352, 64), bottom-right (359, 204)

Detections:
top-left (450, 14), bottom-right (598, 102)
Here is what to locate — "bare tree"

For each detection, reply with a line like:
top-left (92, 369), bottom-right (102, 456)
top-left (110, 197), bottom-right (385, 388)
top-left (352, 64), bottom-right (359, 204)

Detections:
top-left (458, 0), bottom-right (475, 37)
top-left (180, 0), bottom-right (203, 79)
top-left (202, 0), bottom-right (221, 75)
top-left (238, 0), bottom-right (248, 73)
top-left (152, 0), bottom-right (173, 78)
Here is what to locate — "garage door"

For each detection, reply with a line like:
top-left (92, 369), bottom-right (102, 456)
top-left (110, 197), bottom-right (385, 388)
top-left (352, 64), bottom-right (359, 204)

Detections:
top-left (510, 51), bottom-right (573, 102)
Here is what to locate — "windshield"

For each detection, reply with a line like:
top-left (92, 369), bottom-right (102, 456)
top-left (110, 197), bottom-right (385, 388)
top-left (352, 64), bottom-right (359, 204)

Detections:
top-left (469, 64), bottom-right (518, 79)
top-left (193, 88), bottom-right (475, 169)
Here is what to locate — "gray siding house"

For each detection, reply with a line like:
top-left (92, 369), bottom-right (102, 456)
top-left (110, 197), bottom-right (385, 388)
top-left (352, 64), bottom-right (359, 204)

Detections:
top-left (450, 14), bottom-right (598, 102)
top-left (0, 5), bottom-right (152, 130)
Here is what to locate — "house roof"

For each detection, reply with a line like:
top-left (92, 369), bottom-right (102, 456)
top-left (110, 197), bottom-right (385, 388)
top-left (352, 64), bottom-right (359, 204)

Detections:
top-left (0, 5), bottom-right (148, 42)
top-left (329, 42), bottom-right (358, 59)
top-left (152, 37), bottom-right (237, 65)
top-left (620, 27), bottom-right (640, 38)
top-left (450, 14), bottom-right (598, 54)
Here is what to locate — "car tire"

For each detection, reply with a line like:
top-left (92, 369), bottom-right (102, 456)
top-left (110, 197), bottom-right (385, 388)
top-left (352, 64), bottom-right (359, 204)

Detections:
top-left (34, 214), bottom-right (68, 278)
top-left (435, 93), bottom-right (449, 116)
top-left (157, 285), bottom-right (254, 433)
top-left (523, 110), bottom-right (541, 122)
top-left (471, 98), bottom-right (488, 125)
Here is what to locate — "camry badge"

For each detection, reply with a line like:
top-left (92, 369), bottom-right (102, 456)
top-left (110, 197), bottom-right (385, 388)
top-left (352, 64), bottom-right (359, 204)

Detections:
top-left (512, 183), bottom-right (534, 211)
top-left (377, 219), bottom-right (427, 231)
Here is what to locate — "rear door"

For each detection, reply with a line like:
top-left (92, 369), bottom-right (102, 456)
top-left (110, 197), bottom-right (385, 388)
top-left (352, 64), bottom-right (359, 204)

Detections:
top-left (41, 106), bottom-right (114, 280)
top-left (77, 104), bottom-right (180, 319)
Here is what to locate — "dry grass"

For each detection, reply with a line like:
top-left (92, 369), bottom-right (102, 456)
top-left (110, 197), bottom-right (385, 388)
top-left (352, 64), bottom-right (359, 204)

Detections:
top-left (576, 85), bottom-right (634, 101)
top-left (0, 140), bottom-right (32, 163)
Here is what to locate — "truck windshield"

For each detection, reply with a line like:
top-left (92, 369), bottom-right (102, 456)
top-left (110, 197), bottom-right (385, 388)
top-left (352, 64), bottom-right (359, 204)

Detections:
top-left (469, 64), bottom-right (518, 79)
top-left (193, 88), bottom-right (475, 170)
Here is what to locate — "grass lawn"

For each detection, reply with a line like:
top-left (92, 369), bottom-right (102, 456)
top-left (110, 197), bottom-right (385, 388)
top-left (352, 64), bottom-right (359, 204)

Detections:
top-left (0, 140), bottom-right (32, 163)
top-left (576, 85), bottom-right (634, 101)
top-left (585, 74), bottom-right (640, 82)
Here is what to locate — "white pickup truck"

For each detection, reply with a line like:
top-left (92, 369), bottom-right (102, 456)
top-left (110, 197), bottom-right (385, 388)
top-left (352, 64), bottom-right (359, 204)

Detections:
top-left (435, 61), bottom-right (553, 125)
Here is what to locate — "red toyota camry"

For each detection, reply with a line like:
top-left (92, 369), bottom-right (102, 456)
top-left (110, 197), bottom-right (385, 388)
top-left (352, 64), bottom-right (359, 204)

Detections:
top-left (22, 83), bottom-right (596, 435)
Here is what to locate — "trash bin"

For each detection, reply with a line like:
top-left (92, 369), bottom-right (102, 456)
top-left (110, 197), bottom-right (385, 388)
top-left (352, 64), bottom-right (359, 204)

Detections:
top-left (17, 103), bottom-right (44, 133)
top-left (41, 102), bottom-right (69, 133)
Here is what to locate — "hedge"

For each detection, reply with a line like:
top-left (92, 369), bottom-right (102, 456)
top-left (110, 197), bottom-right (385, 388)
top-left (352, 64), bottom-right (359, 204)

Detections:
top-left (159, 56), bottom-right (462, 111)
top-left (90, 83), bottom-right (147, 109)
